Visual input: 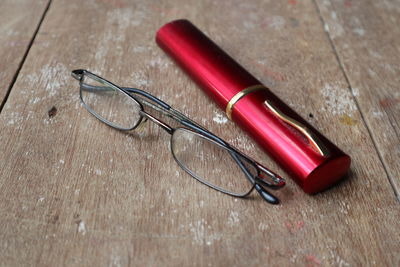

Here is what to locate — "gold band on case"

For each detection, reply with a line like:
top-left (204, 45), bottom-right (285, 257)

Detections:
top-left (225, 85), bottom-right (267, 120)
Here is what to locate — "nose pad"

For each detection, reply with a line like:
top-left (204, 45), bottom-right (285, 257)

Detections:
top-left (71, 69), bottom-right (84, 80)
top-left (135, 117), bottom-right (148, 133)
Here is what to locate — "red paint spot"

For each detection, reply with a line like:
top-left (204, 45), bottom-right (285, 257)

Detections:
top-left (151, 5), bottom-right (163, 13)
top-left (260, 19), bottom-right (269, 28)
top-left (296, 220), bottom-right (305, 228)
top-left (344, 1), bottom-right (352, 7)
top-left (288, 0), bottom-right (297, 5)
top-left (379, 97), bottom-right (400, 108)
top-left (285, 220), bottom-right (305, 233)
top-left (305, 254), bottom-right (321, 266)
top-left (98, 0), bottom-right (127, 8)
top-left (253, 61), bottom-right (286, 82)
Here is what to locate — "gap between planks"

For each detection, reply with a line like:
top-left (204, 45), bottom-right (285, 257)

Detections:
top-left (0, 0), bottom-right (53, 113)
top-left (311, 0), bottom-right (400, 202)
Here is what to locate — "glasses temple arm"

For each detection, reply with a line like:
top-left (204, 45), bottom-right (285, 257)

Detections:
top-left (123, 87), bottom-right (171, 110)
top-left (82, 83), bottom-right (285, 188)
top-left (123, 88), bottom-right (208, 130)
top-left (80, 81), bottom-right (283, 203)
top-left (83, 83), bottom-right (207, 132)
top-left (80, 83), bottom-right (203, 134)
top-left (254, 163), bottom-right (285, 190)
top-left (126, 87), bottom-right (282, 203)
top-left (80, 83), bottom-right (112, 92)
top-left (139, 110), bottom-right (173, 134)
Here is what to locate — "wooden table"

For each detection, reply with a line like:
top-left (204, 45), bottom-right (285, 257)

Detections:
top-left (1, 0), bottom-right (399, 266)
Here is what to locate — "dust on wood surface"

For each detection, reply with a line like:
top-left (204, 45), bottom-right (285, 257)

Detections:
top-left (0, 0), bottom-right (399, 266)
top-left (0, 0), bottom-right (50, 106)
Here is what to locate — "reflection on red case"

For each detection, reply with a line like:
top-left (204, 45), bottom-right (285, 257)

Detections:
top-left (156, 19), bottom-right (351, 194)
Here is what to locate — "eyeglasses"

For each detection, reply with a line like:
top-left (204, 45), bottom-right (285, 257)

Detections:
top-left (71, 69), bottom-right (285, 204)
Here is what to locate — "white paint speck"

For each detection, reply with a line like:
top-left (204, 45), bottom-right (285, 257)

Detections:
top-left (269, 16), bottom-right (286, 30)
top-left (94, 8), bottom-right (145, 66)
top-left (40, 63), bottom-right (70, 97)
top-left (149, 56), bottom-right (171, 69)
top-left (38, 197), bottom-right (45, 202)
top-left (131, 10), bottom-right (145, 26)
top-left (369, 50), bottom-right (382, 59)
top-left (371, 110), bottom-right (384, 118)
top-left (258, 222), bottom-right (268, 231)
top-left (227, 211), bottom-right (240, 226)
top-left (6, 29), bottom-right (19, 36)
top-left (133, 46), bottom-right (146, 53)
top-left (368, 68), bottom-right (377, 77)
top-left (166, 189), bottom-right (175, 203)
top-left (243, 21), bottom-right (255, 29)
top-left (322, 0), bottom-right (331, 6)
top-left (320, 83), bottom-right (357, 115)
top-left (130, 70), bottom-right (150, 87)
top-left (110, 250), bottom-right (122, 267)
top-left (188, 219), bottom-right (221, 245)
top-left (353, 27), bottom-right (365, 36)
top-left (78, 221), bottom-right (86, 235)
top-left (351, 87), bottom-right (360, 97)
top-left (324, 15), bottom-right (344, 38)
top-left (324, 23), bottom-right (330, 32)
top-left (213, 113), bottom-right (228, 124)
top-left (330, 251), bottom-right (350, 267)
top-left (230, 135), bottom-right (256, 152)
top-left (95, 169), bottom-right (102, 176)
top-left (6, 112), bottom-right (23, 126)
top-left (59, 159), bottom-right (65, 164)
top-left (30, 97), bottom-right (41, 104)
top-left (107, 9), bottom-right (135, 36)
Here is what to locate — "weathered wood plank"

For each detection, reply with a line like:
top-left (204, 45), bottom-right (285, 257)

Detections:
top-left (0, 0), bottom-right (398, 266)
top-left (0, 0), bottom-right (50, 108)
top-left (315, 0), bottom-right (400, 198)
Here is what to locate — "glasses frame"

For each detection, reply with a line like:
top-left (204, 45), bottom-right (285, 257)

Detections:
top-left (72, 69), bottom-right (285, 204)
top-left (170, 127), bottom-right (258, 197)
top-left (78, 70), bottom-right (145, 131)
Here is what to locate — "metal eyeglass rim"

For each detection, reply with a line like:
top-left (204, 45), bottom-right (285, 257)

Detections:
top-left (71, 69), bottom-right (285, 204)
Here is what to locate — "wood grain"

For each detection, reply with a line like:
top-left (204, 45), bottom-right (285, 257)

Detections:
top-left (0, 0), bottom-right (399, 266)
top-left (0, 0), bottom-right (50, 107)
top-left (315, 0), bottom-right (400, 198)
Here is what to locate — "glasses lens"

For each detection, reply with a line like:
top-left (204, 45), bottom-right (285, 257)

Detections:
top-left (171, 128), bottom-right (257, 196)
top-left (80, 73), bottom-right (142, 130)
